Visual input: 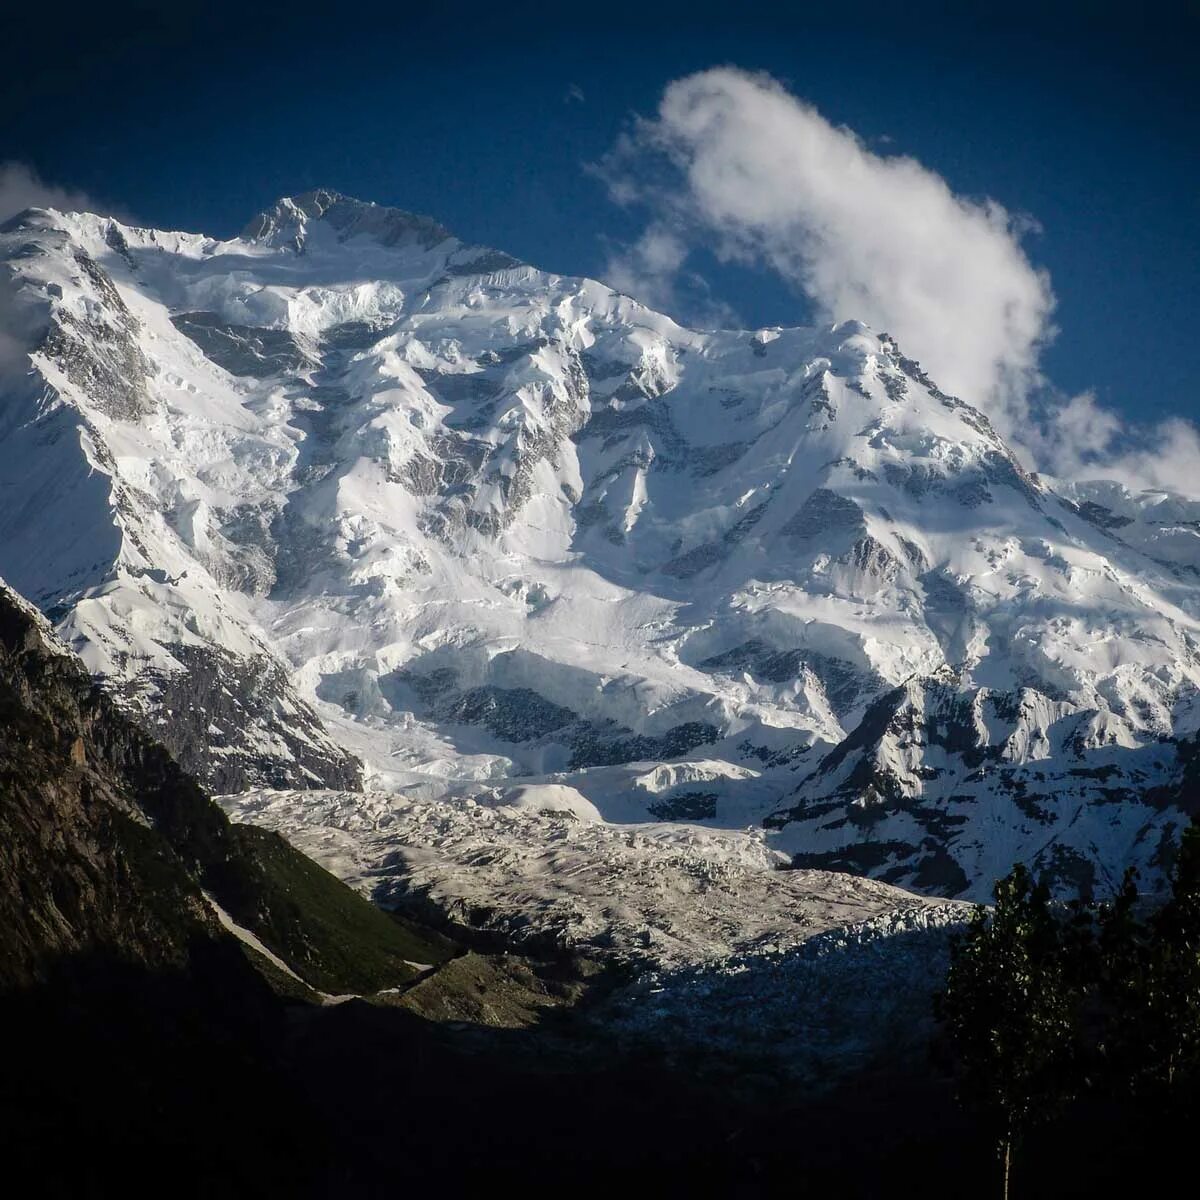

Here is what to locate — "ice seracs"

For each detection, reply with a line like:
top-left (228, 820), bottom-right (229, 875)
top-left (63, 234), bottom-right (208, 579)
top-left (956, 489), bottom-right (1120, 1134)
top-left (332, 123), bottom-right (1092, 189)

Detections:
top-left (222, 781), bottom-right (969, 1077)
top-left (1, 190), bottom-right (1198, 899)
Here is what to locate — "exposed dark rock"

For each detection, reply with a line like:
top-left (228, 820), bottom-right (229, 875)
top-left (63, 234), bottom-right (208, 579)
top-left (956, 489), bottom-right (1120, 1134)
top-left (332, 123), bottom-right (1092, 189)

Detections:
top-left (103, 220), bottom-right (136, 269)
top-left (443, 248), bottom-right (523, 276)
top-left (578, 350), bottom-right (630, 380)
top-left (699, 639), bottom-right (883, 719)
top-left (171, 311), bottom-right (316, 378)
top-left (661, 539), bottom-right (728, 578)
top-left (123, 640), bottom-right (362, 794)
top-left (910, 844), bottom-right (970, 895)
top-left (41, 252), bottom-right (154, 420)
top-left (0, 582), bottom-right (439, 997)
top-left (576, 394), bottom-right (687, 460)
top-left (416, 366), bottom-right (501, 406)
top-left (317, 319), bottom-right (393, 352)
top-left (781, 487), bottom-right (865, 539)
top-left (790, 839), bottom-right (921, 878)
top-left (880, 369), bottom-right (908, 405)
top-left (393, 672), bottom-right (720, 769)
top-left (440, 685), bottom-right (579, 743)
top-left (1071, 498), bottom-right (1136, 531)
top-left (689, 441), bottom-right (750, 476)
top-left (846, 534), bottom-right (902, 580)
top-left (566, 719), bottom-right (719, 769)
top-left (661, 499), bottom-right (771, 578)
top-left (646, 791), bottom-right (719, 821)
top-left (803, 372), bottom-right (836, 422)
top-left (392, 430), bottom-right (490, 495)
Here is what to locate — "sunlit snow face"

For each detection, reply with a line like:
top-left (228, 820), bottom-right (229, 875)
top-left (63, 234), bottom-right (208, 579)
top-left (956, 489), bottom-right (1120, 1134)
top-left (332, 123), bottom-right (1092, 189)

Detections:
top-left (1, 194), bottom-right (1197, 906)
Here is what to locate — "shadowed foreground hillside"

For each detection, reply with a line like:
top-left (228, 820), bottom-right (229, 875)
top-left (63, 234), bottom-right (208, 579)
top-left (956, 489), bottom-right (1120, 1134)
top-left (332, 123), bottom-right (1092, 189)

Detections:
top-left (0, 580), bottom-right (1190, 1198)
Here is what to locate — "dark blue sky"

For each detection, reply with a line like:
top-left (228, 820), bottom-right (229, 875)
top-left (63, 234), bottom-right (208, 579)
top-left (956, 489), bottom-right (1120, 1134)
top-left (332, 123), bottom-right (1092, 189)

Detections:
top-left (4, 0), bottom-right (1196, 425)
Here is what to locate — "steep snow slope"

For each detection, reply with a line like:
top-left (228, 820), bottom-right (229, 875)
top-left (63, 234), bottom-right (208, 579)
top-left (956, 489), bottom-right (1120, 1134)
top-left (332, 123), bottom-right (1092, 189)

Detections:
top-left (1, 189), bottom-right (1197, 897)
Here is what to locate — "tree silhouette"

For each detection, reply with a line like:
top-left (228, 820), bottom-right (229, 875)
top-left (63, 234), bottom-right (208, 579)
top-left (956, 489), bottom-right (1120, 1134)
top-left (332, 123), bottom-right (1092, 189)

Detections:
top-left (937, 865), bottom-right (1080, 1200)
top-left (1101, 822), bottom-right (1200, 1100)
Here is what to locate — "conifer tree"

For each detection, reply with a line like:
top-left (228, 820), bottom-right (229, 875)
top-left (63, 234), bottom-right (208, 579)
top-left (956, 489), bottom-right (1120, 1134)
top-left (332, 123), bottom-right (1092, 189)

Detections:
top-left (1095, 865), bottom-right (1144, 1091)
top-left (937, 865), bottom-right (1080, 1200)
top-left (1109, 819), bottom-right (1200, 1099)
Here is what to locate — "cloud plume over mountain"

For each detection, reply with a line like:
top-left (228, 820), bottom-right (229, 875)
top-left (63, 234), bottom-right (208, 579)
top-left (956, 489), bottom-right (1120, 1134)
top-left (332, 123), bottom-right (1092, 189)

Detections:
top-left (597, 68), bottom-right (1199, 493)
top-left (597, 68), bottom-right (1055, 411)
top-left (0, 162), bottom-right (96, 225)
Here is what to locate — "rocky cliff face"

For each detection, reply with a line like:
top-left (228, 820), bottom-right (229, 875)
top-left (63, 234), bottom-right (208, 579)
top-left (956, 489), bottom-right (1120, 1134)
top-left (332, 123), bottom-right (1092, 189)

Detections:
top-left (0, 579), bottom-right (444, 997)
top-left (0, 583), bottom-right (227, 984)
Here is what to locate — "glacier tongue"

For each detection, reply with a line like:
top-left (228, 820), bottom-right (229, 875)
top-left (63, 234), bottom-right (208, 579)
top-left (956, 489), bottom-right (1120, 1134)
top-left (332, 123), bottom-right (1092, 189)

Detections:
top-left (219, 784), bottom-right (963, 971)
top-left (222, 783), bottom-right (969, 1078)
top-left (1, 191), bottom-right (1198, 897)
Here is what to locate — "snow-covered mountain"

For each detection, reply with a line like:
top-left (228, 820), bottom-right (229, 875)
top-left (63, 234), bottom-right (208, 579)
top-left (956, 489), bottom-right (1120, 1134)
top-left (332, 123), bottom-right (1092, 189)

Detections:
top-left (2, 188), bottom-right (1198, 899)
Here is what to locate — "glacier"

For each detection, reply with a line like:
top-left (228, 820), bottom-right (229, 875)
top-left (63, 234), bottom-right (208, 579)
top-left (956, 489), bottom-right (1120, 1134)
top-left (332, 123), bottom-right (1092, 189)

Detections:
top-left (2, 187), bottom-right (1199, 903)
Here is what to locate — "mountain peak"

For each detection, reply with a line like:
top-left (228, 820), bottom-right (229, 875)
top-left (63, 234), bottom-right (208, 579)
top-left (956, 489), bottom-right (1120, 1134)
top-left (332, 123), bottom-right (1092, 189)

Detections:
top-left (3, 191), bottom-right (1198, 904)
top-left (241, 188), bottom-right (457, 253)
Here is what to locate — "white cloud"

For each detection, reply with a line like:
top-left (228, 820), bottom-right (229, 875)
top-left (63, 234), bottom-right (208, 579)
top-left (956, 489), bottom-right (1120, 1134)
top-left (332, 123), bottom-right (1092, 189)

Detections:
top-left (595, 70), bottom-right (1056, 405)
top-left (1128, 420), bottom-right (1200, 494)
top-left (605, 222), bottom-right (687, 303)
top-left (1025, 391), bottom-right (1121, 474)
top-left (1031, 392), bottom-right (1200, 495)
top-left (596, 68), bottom-right (1200, 497)
top-left (0, 162), bottom-right (95, 225)
top-left (596, 67), bottom-right (1055, 409)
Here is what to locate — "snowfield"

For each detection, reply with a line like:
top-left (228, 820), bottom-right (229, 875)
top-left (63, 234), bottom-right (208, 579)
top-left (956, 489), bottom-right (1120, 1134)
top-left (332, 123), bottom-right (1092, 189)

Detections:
top-left (2, 188), bottom-right (1199, 900)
